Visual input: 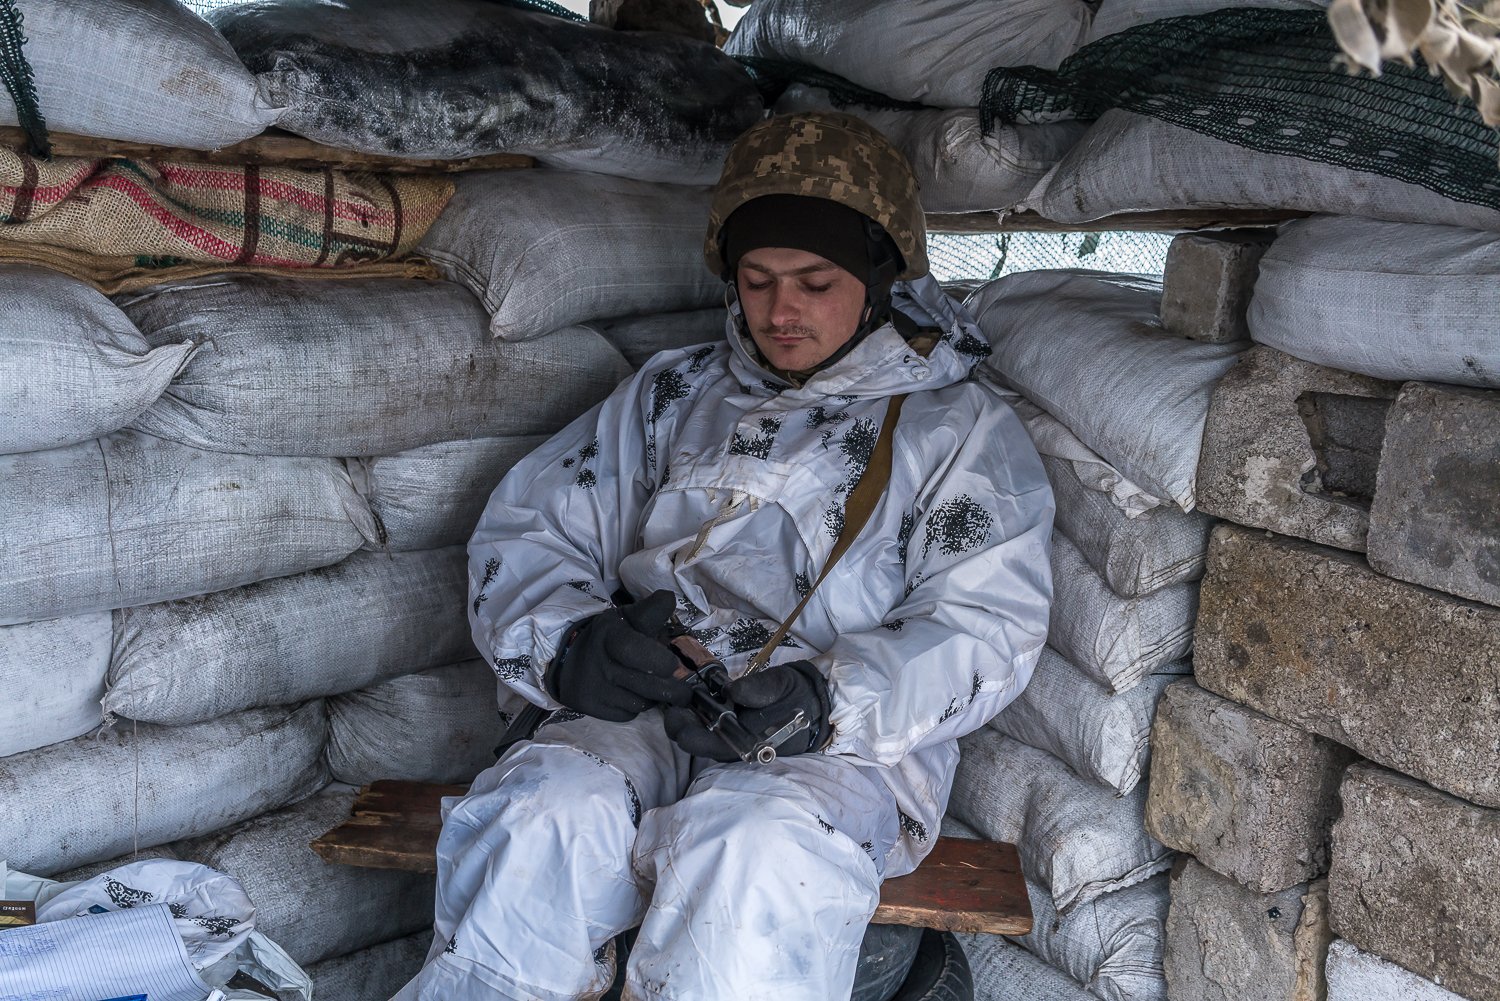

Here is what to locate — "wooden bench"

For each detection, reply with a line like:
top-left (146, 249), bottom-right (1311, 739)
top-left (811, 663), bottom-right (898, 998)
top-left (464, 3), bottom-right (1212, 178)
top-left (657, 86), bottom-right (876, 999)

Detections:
top-left (313, 780), bottom-right (1032, 936)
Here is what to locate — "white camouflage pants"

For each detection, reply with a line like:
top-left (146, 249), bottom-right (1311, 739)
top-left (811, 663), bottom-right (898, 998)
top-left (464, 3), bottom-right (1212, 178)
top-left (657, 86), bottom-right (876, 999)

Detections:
top-left (390, 709), bottom-right (903, 1001)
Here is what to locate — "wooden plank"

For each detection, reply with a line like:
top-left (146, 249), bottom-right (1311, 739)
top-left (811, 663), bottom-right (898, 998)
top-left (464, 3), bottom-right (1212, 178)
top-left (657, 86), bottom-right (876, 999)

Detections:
top-left (310, 780), bottom-right (463, 873)
top-left (0, 127), bottom-right (534, 173)
top-left (927, 207), bottom-right (1305, 234)
top-left (311, 780), bottom-right (1033, 935)
top-left (871, 837), bottom-right (1032, 936)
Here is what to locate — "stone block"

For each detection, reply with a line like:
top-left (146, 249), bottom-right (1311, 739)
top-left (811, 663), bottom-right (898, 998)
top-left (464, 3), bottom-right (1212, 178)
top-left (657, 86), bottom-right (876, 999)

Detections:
top-left (1146, 681), bottom-right (1356, 892)
top-left (1195, 524), bottom-right (1500, 808)
top-left (1325, 939), bottom-right (1471, 1001)
top-left (1369, 382), bottom-right (1500, 608)
top-left (1161, 229), bottom-right (1274, 343)
top-left (1164, 858), bottom-right (1331, 1001)
top-left (1330, 764), bottom-right (1500, 1001)
top-left (1196, 346), bottom-right (1399, 551)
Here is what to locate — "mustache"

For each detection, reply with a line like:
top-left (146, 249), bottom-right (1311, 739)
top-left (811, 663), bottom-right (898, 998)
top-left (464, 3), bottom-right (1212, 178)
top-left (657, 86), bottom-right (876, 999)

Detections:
top-left (755, 324), bottom-right (817, 339)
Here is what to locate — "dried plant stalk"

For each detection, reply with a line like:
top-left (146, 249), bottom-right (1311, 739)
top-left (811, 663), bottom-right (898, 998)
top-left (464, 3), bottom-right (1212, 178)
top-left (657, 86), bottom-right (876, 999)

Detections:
top-left (1330, 0), bottom-right (1500, 127)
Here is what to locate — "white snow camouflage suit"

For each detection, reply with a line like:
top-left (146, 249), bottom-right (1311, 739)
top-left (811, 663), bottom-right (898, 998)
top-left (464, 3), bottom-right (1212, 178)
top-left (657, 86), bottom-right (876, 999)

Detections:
top-left (396, 276), bottom-right (1054, 1001)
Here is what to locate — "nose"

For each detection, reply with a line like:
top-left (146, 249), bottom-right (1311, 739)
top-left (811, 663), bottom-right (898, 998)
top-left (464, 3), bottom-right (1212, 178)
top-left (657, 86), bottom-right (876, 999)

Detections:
top-left (768, 283), bottom-right (800, 328)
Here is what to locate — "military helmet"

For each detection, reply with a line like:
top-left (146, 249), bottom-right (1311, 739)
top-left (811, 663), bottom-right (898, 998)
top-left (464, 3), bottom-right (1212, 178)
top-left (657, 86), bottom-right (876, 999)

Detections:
top-left (705, 111), bottom-right (928, 281)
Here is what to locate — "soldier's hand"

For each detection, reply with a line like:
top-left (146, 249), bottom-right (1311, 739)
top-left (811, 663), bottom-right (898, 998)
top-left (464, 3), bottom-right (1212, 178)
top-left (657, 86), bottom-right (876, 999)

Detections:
top-left (664, 659), bottom-right (832, 761)
top-left (546, 590), bottom-right (691, 722)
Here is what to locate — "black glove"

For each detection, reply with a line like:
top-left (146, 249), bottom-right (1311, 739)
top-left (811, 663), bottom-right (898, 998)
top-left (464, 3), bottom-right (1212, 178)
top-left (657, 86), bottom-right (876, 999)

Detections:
top-left (545, 589), bottom-right (692, 722)
top-left (663, 659), bottom-right (832, 761)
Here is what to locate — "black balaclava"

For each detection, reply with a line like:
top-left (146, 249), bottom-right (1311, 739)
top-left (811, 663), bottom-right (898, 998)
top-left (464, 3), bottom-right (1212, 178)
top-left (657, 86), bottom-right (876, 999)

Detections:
top-left (722, 194), bottom-right (904, 385)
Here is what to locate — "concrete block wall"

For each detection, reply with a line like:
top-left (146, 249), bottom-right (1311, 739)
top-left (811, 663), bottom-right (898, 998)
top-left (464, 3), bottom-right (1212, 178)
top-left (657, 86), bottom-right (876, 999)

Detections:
top-left (1148, 232), bottom-right (1500, 1001)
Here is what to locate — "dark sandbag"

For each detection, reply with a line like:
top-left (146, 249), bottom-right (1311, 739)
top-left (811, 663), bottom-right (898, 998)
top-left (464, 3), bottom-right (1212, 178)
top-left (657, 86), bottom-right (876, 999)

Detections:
top-left (209, 0), bottom-right (763, 182)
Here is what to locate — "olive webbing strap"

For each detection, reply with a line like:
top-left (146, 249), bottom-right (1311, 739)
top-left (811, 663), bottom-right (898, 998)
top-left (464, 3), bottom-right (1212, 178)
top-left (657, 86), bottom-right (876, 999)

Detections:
top-left (746, 329), bottom-right (936, 672)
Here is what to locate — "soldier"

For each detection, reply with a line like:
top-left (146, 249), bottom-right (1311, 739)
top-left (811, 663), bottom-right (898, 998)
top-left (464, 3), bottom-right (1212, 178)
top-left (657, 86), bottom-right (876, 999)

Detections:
top-left (395, 112), bottom-right (1054, 1001)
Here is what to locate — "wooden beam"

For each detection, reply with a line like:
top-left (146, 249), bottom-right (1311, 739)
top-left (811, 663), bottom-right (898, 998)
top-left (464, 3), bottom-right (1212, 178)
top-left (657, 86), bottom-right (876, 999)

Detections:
top-left (927, 207), bottom-right (1306, 234)
top-left (0, 127), bottom-right (534, 173)
top-left (312, 780), bottom-right (1034, 936)
top-left (870, 835), bottom-right (1032, 936)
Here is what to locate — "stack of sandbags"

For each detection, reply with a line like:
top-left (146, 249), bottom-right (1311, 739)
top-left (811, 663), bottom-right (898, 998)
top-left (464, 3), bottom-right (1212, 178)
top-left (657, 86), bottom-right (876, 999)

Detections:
top-left (207, 0), bottom-right (762, 182)
top-left (947, 256), bottom-right (1265, 998)
top-left (0, 264), bottom-right (372, 875)
top-left (1140, 221), bottom-right (1499, 1001)
top-left (2, 188), bottom-right (639, 985)
top-left (723, 0), bottom-right (1092, 213)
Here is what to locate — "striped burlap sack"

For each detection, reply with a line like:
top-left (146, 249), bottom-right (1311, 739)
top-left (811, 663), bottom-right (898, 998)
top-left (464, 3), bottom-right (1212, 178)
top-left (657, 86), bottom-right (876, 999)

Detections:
top-left (0, 149), bottom-right (453, 267)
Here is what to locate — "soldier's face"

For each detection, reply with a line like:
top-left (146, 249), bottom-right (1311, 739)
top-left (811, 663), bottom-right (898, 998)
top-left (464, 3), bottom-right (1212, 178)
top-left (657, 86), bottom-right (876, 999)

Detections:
top-left (737, 247), bottom-right (867, 373)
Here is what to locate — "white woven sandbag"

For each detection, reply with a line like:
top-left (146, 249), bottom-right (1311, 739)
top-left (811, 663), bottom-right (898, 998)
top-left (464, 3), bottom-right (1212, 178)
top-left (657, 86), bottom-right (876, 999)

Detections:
top-left (0, 267), bottom-right (198, 454)
top-left (1048, 533), bottom-right (1197, 694)
top-left (0, 702), bottom-right (327, 876)
top-left (1325, 938), bottom-right (1469, 1001)
top-left (0, 431), bottom-right (376, 626)
top-left (961, 931), bottom-right (1096, 1000)
top-left (173, 789), bottom-right (434, 967)
top-left (116, 276), bottom-right (633, 455)
top-left (325, 661), bottom-right (514, 786)
top-left (991, 649), bottom-right (1184, 795)
top-left (348, 438), bottom-right (547, 551)
top-left (1249, 216), bottom-right (1500, 388)
top-left (1016, 872), bottom-right (1169, 1001)
top-left (306, 932), bottom-right (431, 1001)
top-left (1042, 453), bottom-right (1215, 598)
top-left (1085, 0), bottom-right (1327, 42)
top-left (885, 111), bottom-right (1088, 215)
top-left (1025, 110), bottom-right (1500, 232)
top-left (949, 729), bottom-right (1172, 914)
top-left (594, 310), bottom-right (723, 371)
top-left (725, 0), bottom-right (1091, 106)
top-left (969, 269), bottom-right (1246, 510)
top-left (4, 0), bottom-right (280, 148)
top-left (773, 84), bottom-right (1088, 214)
top-left (0, 613), bottom-right (110, 757)
top-left (417, 169), bottom-right (721, 341)
top-left (982, 380), bottom-right (1169, 516)
top-left (108, 548), bottom-right (472, 726)
top-left (210, 0), bottom-right (761, 182)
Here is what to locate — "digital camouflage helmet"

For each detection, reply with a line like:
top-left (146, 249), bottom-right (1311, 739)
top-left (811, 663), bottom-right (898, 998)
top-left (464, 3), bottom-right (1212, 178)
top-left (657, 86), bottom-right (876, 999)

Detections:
top-left (704, 111), bottom-right (928, 281)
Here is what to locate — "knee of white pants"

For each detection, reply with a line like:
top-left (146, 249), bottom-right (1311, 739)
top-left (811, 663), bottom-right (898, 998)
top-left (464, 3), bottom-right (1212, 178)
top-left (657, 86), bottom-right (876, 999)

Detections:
top-left (429, 742), bottom-right (645, 999)
top-left (626, 768), bottom-right (888, 1001)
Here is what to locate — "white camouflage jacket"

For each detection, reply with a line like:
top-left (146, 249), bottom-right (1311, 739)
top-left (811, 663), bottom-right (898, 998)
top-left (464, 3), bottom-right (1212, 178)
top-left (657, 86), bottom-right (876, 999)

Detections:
top-left (468, 275), bottom-right (1054, 872)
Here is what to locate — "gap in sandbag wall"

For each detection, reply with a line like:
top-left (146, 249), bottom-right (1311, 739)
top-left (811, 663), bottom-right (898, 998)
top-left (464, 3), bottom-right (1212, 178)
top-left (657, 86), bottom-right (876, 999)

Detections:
top-left (928, 231), bottom-right (1173, 283)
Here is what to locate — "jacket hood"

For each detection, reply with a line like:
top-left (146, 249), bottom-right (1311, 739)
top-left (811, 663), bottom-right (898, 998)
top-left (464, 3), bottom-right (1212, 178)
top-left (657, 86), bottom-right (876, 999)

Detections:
top-left (725, 274), bottom-right (993, 401)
